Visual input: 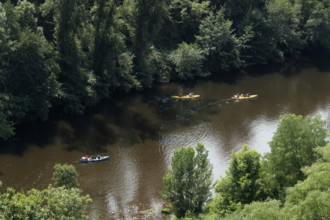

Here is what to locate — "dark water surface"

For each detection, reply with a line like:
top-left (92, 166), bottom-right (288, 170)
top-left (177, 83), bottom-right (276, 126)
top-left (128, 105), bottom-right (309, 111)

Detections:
top-left (1, 65), bottom-right (330, 219)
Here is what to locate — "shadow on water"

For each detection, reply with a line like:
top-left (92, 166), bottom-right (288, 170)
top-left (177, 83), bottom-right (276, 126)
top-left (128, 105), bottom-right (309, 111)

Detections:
top-left (242, 52), bottom-right (330, 78)
top-left (307, 49), bottom-right (330, 72)
top-left (0, 120), bottom-right (59, 156)
top-left (2, 57), bottom-right (329, 156)
top-left (0, 91), bottom-right (160, 155)
top-left (69, 93), bottom-right (160, 150)
top-left (141, 86), bottom-right (222, 133)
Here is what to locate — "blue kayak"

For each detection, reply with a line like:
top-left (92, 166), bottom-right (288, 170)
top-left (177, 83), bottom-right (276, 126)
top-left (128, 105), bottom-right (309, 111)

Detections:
top-left (79, 155), bottom-right (110, 163)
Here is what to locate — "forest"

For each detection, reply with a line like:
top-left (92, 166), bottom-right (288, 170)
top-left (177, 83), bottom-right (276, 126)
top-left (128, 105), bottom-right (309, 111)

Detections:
top-left (1, 0), bottom-right (330, 140)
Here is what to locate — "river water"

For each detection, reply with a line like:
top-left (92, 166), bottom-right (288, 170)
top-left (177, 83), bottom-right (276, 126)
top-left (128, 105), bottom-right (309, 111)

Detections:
top-left (0, 64), bottom-right (330, 219)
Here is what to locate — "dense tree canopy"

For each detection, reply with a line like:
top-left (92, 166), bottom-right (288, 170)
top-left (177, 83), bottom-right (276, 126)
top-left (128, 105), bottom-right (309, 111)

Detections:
top-left (198, 115), bottom-right (329, 219)
top-left (209, 145), bottom-right (261, 216)
top-left (163, 143), bottom-right (213, 218)
top-left (0, 0), bottom-right (330, 140)
top-left (261, 114), bottom-right (328, 198)
top-left (220, 144), bottom-right (330, 220)
top-left (52, 163), bottom-right (79, 189)
top-left (0, 163), bottom-right (91, 220)
top-left (0, 187), bottom-right (91, 220)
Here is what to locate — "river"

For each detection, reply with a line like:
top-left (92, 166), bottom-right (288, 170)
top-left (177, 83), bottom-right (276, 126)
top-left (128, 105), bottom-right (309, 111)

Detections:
top-left (0, 63), bottom-right (330, 219)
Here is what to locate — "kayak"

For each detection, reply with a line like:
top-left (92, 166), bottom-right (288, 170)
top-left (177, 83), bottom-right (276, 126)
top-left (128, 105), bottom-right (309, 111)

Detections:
top-left (231, 94), bottom-right (258, 100)
top-left (79, 155), bottom-right (110, 163)
top-left (171, 95), bottom-right (200, 99)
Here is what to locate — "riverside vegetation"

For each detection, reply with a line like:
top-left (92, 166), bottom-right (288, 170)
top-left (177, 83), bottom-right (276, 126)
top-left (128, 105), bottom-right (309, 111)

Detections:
top-left (162, 114), bottom-right (329, 219)
top-left (0, 0), bottom-right (330, 140)
top-left (1, 0), bottom-right (330, 219)
top-left (1, 114), bottom-right (328, 219)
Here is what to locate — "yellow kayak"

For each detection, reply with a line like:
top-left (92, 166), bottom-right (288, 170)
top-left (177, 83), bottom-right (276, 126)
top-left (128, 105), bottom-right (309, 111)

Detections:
top-left (171, 95), bottom-right (200, 99)
top-left (231, 94), bottom-right (258, 100)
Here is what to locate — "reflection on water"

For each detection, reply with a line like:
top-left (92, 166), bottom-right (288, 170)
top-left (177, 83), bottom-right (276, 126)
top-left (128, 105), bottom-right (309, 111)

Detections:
top-left (247, 116), bottom-right (278, 155)
top-left (158, 122), bottom-right (228, 178)
top-left (0, 66), bottom-right (330, 219)
top-left (106, 153), bottom-right (139, 219)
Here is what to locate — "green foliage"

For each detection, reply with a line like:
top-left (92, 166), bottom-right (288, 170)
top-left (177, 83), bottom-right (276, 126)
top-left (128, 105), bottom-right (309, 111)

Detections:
top-left (169, 42), bottom-right (206, 79)
top-left (223, 200), bottom-right (283, 220)
top-left (0, 162), bottom-right (90, 219)
top-left (238, 8), bottom-right (282, 65)
top-left (15, 0), bottom-right (37, 30)
top-left (1, 1), bottom-right (60, 131)
top-left (292, 144), bottom-right (330, 220)
top-left (0, 186), bottom-right (91, 220)
top-left (52, 163), bottom-right (79, 189)
top-left (266, 0), bottom-right (302, 55)
top-left (1, 0), bottom-right (330, 141)
top-left (2, 1), bottom-right (20, 40)
top-left (4, 29), bottom-right (59, 122)
top-left (163, 143), bottom-right (213, 218)
top-left (91, 0), bottom-right (140, 96)
top-left (143, 47), bottom-right (171, 85)
top-left (160, 0), bottom-right (210, 47)
top-left (223, 0), bottom-right (266, 24)
top-left (42, 0), bottom-right (96, 114)
top-left (45, 186), bottom-right (91, 220)
top-left (210, 145), bottom-right (261, 215)
top-left (299, 0), bottom-right (330, 49)
top-left (262, 114), bottom-right (328, 197)
top-left (207, 144), bottom-right (330, 220)
top-left (0, 3), bottom-right (9, 87)
top-left (0, 99), bottom-right (14, 140)
top-left (114, 52), bottom-right (141, 91)
top-left (134, 0), bottom-right (170, 75)
top-left (284, 145), bottom-right (330, 211)
top-left (0, 4), bottom-right (14, 139)
top-left (0, 188), bottom-right (45, 220)
top-left (196, 9), bottom-right (240, 73)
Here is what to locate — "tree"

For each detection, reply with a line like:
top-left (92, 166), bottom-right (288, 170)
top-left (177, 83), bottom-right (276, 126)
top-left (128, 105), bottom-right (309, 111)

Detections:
top-left (163, 143), bottom-right (213, 218)
top-left (169, 42), bottom-right (206, 80)
top-left (282, 144), bottom-right (330, 220)
top-left (143, 47), bottom-right (171, 84)
top-left (0, 1), bottom-right (60, 132)
top-left (158, 0), bottom-right (210, 47)
top-left (0, 3), bottom-right (15, 140)
top-left (0, 100), bottom-right (14, 140)
top-left (237, 8), bottom-right (281, 65)
top-left (196, 9), bottom-right (240, 74)
top-left (210, 145), bottom-right (261, 216)
top-left (207, 144), bottom-right (330, 220)
top-left (222, 200), bottom-right (283, 220)
top-left (2, 1), bottom-right (20, 40)
top-left (0, 186), bottom-right (91, 220)
top-left (133, 0), bottom-right (170, 84)
top-left (298, 0), bottom-right (330, 49)
top-left (92, 0), bottom-right (140, 96)
top-left (266, 0), bottom-right (302, 56)
top-left (222, 0), bottom-right (266, 25)
top-left (0, 162), bottom-right (90, 219)
top-left (41, 0), bottom-right (95, 114)
top-left (15, 0), bottom-right (37, 31)
top-left (5, 29), bottom-right (59, 122)
top-left (262, 114), bottom-right (328, 198)
top-left (52, 163), bottom-right (79, 189)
